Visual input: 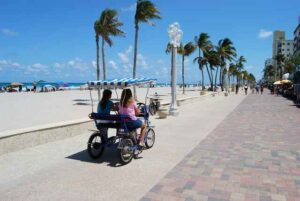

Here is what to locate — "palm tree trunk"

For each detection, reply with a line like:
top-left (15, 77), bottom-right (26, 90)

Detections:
top-left (205, 64), bottom-right (212, 90)
top-left (101, 37), bottom-right (106, 80)
top-left (214, 67), bottom-right (219, 91)
top-left (182, 54), bottom-right (185, 94)
top-left (201, 67), bottom-right (204, 90)
top-left (209, 65), bottom-right (214, 90)
top-left (133, 23), bottom-right (139, 100)
top-left (228, 73), bottom-right (231, 92)
top-left (219, 66), bottom-right (224, 91)
top-left (198, 49), bottom-right (205, 90)
top-left (96, 35), bottom-right (101, 101)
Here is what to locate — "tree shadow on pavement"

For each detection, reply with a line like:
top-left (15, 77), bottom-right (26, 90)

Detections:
top-left (66, 148), bottom-right (127, 167)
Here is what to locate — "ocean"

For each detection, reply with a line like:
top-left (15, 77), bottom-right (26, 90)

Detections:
top-left (0, 82), bottom-right (85, 88)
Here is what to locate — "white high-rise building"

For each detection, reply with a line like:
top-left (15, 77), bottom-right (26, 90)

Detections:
top-left (280, 40), bottom-right (293, 58)
top-left (272, 31), bottom-right (293, 76)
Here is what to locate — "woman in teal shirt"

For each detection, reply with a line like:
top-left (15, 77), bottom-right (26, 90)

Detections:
top-left (97, 89), bottom-right (113, 114)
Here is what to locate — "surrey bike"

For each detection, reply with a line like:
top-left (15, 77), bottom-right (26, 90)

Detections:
top-left (86, 78), bottom-right (156, 165)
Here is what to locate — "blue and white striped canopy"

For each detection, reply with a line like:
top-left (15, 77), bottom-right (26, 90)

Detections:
top-left (87, 78), bottom-right (156, 89)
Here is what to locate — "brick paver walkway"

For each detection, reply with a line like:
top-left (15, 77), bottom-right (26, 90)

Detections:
top-left (141, 93), bottom-right (300, 201)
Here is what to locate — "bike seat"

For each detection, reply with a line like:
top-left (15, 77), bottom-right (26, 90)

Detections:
top-left (89, 113), bottom-right (131, 129)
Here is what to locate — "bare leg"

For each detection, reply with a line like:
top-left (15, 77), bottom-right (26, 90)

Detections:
top-left (139, 124), bottom-right (146, 146)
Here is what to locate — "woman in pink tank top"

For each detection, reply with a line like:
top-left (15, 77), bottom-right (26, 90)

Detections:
top-left (119, 89), bottom-right (146, 147)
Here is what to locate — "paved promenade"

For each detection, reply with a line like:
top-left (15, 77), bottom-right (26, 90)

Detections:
top-left (0, 93), bottom-right (246, 201)
top-left (141, 93), bottom-right (300, 201)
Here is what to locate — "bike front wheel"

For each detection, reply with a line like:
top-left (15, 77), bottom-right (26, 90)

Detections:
top-left (145, 128), bottom-right (155, 149)
top-left (118, 138), bottom-right (134, 165)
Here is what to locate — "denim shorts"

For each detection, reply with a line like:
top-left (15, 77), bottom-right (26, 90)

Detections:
top-left (126, 119), bottom-right (142, 131)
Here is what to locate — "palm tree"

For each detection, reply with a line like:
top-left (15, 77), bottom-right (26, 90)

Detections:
top-left (241, 70), bottom-right (249, 85)
top-left (195, 33), bottom-right (212, 90)
top-left (236, 56), bottom-right (246, 85)
top-left (275, 53), bottom-right (285, 80)
top-left (133, 0), bottom-right (161, 99)
top-left (204, 50), bottom-right (220, 90)
top-left (216, 38), bottom-right (236, 90)
top-left (228, 63), bottom-right (237, 89)
top-left (283, 59), bottom-right (295, 74)
top-left (98, 9), bottom-right (125, 80)
top-left (94, 20), bottom-right (101, 81)
top-left (178, 42), bottom-right (196, 94)
top-left (263, 65), bottom-right (275, 82)
top-left (94, 20), bottom-right (101, 100)
top-left (248, 73), bottom-right (256, 87)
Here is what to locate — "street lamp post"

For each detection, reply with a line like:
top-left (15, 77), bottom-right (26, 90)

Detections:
top-left (168, 22), bottom-right (182, 116)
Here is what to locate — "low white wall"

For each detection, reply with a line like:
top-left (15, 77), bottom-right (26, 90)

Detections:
top-left (0, 119), bottom-right (93, 156)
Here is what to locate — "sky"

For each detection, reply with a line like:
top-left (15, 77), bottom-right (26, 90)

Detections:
top-left (0, 0), bottom-right (299, 83)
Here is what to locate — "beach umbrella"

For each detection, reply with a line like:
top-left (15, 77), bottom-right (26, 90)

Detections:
top-left (281, 80), bottom-right (292, 84)
top-left (10, 82), bottom-right (23, 87)
top-left (273, 81), bottom-right (282, 85)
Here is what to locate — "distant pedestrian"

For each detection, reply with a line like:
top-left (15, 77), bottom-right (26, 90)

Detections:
top-left (260, 85), bottom-right (264, 94)
top-left (235, 84), bottom-right (239, 94)
top-left (33, 81), bottom-right (37, 92)
top-left (270, 85), bottom-right (274, 94)
top-left (244, 85), bottom-right (248, 95)
top-left (255, 85), bottom-right (259, 94)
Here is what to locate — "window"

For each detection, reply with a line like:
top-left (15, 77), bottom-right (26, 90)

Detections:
top-left (287, 49), bottom-right (290, 51)
top-left (287, 43), bottom-right (290, 45)
top-left (282, 43), bottom-right (285, 45)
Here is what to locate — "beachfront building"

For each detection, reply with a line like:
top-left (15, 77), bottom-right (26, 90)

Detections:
top-left (294, 16), bottom-right (300, 56)
top-left (272, 31), bottom-right (293, 76)
top-left (280, 40), bottom-right (294, 58)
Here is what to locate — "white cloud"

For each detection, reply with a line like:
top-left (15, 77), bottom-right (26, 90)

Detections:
top-left (0, 60), bottom-right (8, 65)
top-left (68, 58), bottom-right (89, 71)
top-left (258, 29), bottom-right (273, 39)
top-left (1, 28), bottom-right (19, 37)
top-left (118, 53), bottom-right (129, 63)
top-left (0, 59), bottom-right (21, 69)
top-left (137, 54), bottom-right (148, 69)
top-left (157, 59), bottom-right (165, 65)
top-left (27, 63), bottom-right (48, 73)
top-left (121, 3), bottom-right (136, 12)
top-left (92, 61), bottom-right (97, 69)
top-left (53, 62), bottom-right (64, 73)
top-left (118, 45), bottom-right (132, 64)
top-left (54, 62), bottom-right (63, 68)
top-left (109, 60), bottom-right (117, 69)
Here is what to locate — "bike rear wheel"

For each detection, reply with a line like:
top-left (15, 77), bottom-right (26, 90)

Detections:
top-left (87, 132), bottom-right (105, 159)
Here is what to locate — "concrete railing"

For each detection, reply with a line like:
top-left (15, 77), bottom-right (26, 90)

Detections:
top-left (0, 118), bottom-right (93, 156)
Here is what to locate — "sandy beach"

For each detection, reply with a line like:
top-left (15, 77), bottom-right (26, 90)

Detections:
top-left (0, 87), bottom-right (204, 133)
